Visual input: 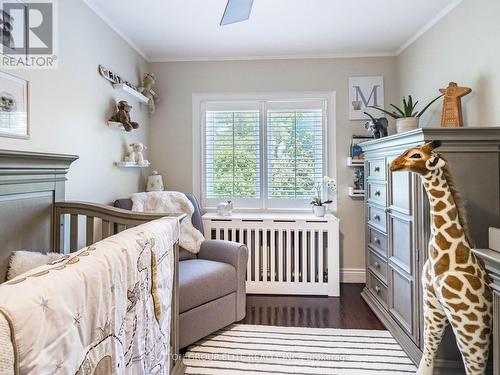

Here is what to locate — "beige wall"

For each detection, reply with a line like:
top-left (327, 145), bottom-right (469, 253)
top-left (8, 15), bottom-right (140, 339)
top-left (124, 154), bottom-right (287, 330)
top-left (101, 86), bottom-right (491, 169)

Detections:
top-left (0, 0), bottom-right (150, 203)
top-left (149, 57), bottom-right (398, 274)
top-left (4, 0), bottom-right (495, 276)
top-left (397, 0), bottom-right (500, 127)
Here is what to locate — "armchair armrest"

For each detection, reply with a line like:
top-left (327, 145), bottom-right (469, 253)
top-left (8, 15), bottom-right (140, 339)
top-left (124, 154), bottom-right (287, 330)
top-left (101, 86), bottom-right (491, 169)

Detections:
top-left (197, 240), bottom-right (248, 321)
top-left (198, 240), bottom-right (248, 270)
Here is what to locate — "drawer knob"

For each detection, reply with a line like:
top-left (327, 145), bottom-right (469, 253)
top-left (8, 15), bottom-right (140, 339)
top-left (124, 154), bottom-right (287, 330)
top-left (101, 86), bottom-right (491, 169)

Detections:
top-left (374, 215), bottom-right (381, 221)
top-left (374, 167), bottom-right (380, 172)
top-left (374, 237), bottom-right (381, 245)
top-left (374, 261), bottom-right (380, 268)
top-left (375, 190), bottom-right (381, 196)
top-left (375, 286), bottom-right (381, 293)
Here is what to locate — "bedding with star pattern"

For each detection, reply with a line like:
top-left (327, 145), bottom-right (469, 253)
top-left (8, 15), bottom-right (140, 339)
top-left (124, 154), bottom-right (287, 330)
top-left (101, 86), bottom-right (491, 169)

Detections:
top-left (0, 217), bottom-right (179, 375)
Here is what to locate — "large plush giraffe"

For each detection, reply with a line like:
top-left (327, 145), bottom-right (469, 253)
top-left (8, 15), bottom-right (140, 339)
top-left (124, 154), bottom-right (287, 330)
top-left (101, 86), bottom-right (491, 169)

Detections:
top-left (390, 141), bottom-right (492, 375)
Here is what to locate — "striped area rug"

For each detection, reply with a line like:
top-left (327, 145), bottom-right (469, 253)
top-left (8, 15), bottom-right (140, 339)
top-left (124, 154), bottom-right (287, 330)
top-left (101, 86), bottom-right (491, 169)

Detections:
top-left (183, 324), bottom-right (417, 374)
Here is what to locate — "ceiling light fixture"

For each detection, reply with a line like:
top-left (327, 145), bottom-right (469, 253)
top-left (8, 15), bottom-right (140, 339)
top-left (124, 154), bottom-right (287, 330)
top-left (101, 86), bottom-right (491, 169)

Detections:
top-left (220, 0), bottom-right (254, 26)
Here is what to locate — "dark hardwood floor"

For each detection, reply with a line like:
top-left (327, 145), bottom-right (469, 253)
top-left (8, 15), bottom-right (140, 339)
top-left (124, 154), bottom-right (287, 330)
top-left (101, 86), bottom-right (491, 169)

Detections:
top-left (239, 283), bottom-right (384, 330)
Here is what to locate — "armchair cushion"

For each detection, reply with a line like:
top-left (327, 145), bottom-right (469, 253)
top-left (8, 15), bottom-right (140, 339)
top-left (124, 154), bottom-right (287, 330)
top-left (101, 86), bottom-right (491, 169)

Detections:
top-left (179, 259), bottom-right (236, 313)
top-left (197, 240), bottom-right (247, 269)
top-left (198, 240), bottom-right (248, 321)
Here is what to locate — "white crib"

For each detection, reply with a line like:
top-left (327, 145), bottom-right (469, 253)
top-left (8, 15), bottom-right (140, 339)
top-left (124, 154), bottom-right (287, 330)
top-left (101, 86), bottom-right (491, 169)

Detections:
top-left (203, 212), bottom-right (340, 296)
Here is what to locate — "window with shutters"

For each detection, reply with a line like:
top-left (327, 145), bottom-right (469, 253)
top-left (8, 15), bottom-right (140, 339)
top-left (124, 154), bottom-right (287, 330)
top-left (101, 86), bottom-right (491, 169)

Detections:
top-left (197, 93), bottom-right (332, 210)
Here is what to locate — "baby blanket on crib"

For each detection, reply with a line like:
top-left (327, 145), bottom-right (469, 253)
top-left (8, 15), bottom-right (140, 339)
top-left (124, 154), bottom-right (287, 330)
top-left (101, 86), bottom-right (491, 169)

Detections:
top-left (0, 217), bottom-right (179, 375)
top-left (131, 191), bottom-right (205, 254)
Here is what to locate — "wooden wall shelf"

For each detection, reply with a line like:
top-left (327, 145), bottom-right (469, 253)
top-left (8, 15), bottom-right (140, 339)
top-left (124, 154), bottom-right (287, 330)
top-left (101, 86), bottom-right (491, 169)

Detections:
top-left (115, 161), bottom-right (150, 168)
top-left (112, 83), bottom-right (149, 103)
top-left (347, 157), bottom-right (364, 167)
top-left (107, 121), bottom-right (137, 132)
top-left (348, 187), bottom-right (365, 199)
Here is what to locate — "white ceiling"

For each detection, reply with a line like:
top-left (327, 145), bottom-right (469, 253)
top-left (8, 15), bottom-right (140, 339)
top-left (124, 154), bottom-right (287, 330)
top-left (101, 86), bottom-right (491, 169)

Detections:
top-left (83, 0), bottom-right (461, 61)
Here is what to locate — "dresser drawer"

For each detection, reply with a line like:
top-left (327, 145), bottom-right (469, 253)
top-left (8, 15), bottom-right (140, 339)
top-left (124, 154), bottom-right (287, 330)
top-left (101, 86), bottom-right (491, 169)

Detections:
top-left (367, 271), bottom-right (388, 308)
top-left (368, 205), bottom-right (386, 233)
top-left (367, 158), bottom-right (386, 181)
top-left (367, 227), bottom-right (388, 257)
top-left (368, 182), bottom-right (387, 206)
top-left (368, 249), bottom-right (388, 284)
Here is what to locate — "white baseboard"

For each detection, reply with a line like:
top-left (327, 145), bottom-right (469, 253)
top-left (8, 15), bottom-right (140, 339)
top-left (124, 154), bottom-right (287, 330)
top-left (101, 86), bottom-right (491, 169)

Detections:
top-left (340, 268), bottom-right (366, 283)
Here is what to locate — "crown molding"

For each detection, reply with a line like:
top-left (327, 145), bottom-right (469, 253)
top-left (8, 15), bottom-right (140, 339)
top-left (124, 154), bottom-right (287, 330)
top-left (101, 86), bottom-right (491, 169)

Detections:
top-left (149, 51), bottom-right (397, 63)
top-left (82, 0), bottom-right (461, 63)
top-left (395, 0), bottom-right (463, 55)
top-left (82, 0), bottom-right (149, 61)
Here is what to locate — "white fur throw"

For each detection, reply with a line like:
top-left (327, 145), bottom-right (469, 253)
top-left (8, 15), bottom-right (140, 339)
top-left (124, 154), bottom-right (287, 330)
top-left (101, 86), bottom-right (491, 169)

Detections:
top-left (6, 251), bottom-right (65, 280)
top-left (131, 191), bottom-right (205, 253)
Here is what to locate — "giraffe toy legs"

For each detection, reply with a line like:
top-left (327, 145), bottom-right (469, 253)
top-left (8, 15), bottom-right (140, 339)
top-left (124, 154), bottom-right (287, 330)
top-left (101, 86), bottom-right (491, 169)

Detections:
top-left (417, 264), bottom-right (449, 375)
top-left (438, 274), bottom-right (492, 375)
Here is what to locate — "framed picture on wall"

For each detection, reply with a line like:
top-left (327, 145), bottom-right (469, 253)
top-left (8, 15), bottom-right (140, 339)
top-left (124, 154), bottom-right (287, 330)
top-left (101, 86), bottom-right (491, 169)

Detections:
top-left (0, 71), bottom-right (29, 139)
top-left (349, 76), bottom-right (384, 120)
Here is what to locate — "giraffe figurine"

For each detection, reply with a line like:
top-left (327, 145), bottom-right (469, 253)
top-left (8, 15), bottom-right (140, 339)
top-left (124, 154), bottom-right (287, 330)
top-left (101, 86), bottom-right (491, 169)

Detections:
top-left (439, 82), bottom-right (472, 127)
top-left (390, 141), bottom-right (492, 375)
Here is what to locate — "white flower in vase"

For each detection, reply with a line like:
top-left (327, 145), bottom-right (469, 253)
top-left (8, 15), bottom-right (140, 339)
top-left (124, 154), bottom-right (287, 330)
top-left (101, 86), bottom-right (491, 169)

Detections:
top-left (310, 176), bottom-right (336, 217)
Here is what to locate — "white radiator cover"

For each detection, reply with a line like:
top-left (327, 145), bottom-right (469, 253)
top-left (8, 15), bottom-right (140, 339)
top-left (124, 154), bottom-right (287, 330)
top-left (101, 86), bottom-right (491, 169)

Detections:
top-left (202, 212), bottom-right (340, 296)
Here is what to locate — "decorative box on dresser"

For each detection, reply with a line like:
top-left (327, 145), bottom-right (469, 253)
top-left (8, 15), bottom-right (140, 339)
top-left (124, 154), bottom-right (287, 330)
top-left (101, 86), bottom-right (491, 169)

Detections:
top-left (360, 128), bottom-right (500, 374)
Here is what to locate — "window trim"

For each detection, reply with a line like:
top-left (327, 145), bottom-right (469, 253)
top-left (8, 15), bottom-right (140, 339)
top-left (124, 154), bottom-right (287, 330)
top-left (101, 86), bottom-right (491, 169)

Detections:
top-left (192, 91), bottom-right (336, 212)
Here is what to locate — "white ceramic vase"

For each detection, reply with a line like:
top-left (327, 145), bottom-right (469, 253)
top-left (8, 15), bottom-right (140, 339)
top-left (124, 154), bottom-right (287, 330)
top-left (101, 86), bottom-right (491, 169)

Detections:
top-left (396, 117), bottom-right (420, 133)
top-left (313, 205), bottom-right (326, 217)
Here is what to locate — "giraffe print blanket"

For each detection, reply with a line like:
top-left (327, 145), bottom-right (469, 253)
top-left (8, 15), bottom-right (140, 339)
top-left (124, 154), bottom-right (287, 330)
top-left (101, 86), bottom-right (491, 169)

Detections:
top-left (0, 217), bottom-right (179, 375)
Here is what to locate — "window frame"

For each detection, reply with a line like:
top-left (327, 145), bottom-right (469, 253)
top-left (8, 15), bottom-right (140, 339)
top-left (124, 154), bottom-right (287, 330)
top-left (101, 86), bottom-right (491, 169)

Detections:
top-left (193, 91), bottom-right (336, 212)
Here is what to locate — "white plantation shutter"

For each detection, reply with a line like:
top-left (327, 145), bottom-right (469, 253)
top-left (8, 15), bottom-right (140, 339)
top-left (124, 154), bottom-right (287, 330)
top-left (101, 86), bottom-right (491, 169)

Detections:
top-left (266, 101), bottom-right (325, 205)
top-left (201, 97), bottom-right (328, 209)
top-left (204, 103), bottom-right (260, 205)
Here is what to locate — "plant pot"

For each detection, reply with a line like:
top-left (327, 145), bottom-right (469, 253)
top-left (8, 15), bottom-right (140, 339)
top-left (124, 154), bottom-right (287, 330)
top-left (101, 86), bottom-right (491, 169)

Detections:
top-left (313, 205), bottom-right (326, 217)
top-left (396, 117), bottom-right (419, 133)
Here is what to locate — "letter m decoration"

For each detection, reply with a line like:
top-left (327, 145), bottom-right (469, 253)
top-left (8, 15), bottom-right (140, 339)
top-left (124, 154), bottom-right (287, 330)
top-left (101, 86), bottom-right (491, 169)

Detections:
top-left (349, 76), bottom-right (384, 120)
top-left (354, 85), bottom-right (380, 107)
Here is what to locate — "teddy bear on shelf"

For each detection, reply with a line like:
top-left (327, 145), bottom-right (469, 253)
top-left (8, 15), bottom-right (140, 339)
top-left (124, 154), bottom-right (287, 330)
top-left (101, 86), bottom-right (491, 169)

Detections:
top-left (138, 73), bottom-right (160, 114)
top-left (124, 142), bottom-right (150, 166)
top-left (109, 100), bottom-right (139, 131)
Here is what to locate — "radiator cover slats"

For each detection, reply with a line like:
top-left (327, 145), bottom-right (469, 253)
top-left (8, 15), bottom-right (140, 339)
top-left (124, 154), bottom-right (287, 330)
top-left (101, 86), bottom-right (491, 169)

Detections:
top-left (203, 214), bottom-right (339, 296)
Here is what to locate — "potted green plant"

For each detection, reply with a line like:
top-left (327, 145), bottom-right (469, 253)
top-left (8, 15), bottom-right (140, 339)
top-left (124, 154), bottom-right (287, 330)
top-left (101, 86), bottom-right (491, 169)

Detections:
top-left (370, 94), bottom-right (442, 133)
top-left (310, 176), bottom-right (336, 217)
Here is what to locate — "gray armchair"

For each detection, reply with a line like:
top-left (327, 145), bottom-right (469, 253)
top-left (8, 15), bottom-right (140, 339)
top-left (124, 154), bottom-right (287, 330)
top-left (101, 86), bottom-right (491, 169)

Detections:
top-left (114, 194), bottom-right (248, 349)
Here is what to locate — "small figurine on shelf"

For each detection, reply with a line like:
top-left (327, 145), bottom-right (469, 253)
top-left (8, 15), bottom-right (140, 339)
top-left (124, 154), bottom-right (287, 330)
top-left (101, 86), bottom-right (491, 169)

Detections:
top-left (216, 201), bottom-right (233, 216)
top-left (364, 112), bottom-right (388, 139)
top-left (109, 100), bottom-right (139, 131)
top-left (138, 73), bottom-right (160, 114)
top-left (353, 169), bottom-right (362, 190)
top-left (124, 142), bottom-right (150, 166)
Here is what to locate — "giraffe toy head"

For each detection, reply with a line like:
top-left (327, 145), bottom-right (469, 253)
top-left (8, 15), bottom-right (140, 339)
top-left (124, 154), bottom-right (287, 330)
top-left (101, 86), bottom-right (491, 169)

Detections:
top-left (389, 140), bottom-right (444, 175)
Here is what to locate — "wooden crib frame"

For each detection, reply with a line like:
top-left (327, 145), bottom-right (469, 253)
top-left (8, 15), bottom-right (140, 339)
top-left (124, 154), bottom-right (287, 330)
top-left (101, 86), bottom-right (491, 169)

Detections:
top-left (0, 150), bottom-right (185, 374)
top-left (55, 201), bottom-right (186, 375)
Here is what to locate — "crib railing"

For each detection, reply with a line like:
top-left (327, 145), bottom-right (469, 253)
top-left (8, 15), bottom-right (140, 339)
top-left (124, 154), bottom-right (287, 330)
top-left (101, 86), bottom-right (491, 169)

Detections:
top-left (53, 201), bottom-right (186, 375)
top-left (54, 201), bottom-right (184, 252)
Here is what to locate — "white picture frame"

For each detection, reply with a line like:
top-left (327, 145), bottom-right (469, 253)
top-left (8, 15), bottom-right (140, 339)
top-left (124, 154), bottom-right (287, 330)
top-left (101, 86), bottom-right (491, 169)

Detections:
top-left (348, 76), bottom-right (384, 120)
top-left (0, 71), bottom-right (29, 139)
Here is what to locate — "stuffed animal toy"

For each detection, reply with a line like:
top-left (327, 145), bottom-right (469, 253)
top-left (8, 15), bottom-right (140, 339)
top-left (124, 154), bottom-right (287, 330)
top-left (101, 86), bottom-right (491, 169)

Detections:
top-left (138, 73), bottom-right (160, 114)
top-left (364, 112), bottom-right (388, 139)
top-left (390, 141), bottom-right (492, 375)
top-left (0, 92), bottom-right (16, 112)
top-left (125, 142), bottom-right (149, 166)
top-left (109, 100), bottom-right (139, 132)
